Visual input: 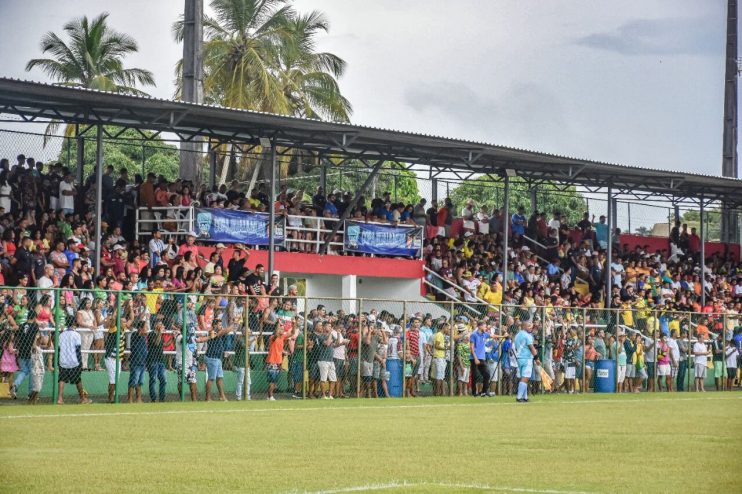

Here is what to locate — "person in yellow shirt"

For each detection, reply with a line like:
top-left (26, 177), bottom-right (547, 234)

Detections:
top-left (431, 324), bottom-right (448, 396)
top-left (634, 294), bottom-right (648, 332)
top-left (621, 300), bottom-right (634, 328)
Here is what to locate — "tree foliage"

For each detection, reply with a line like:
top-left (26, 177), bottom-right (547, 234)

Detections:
top-left (58, 128), bottom-right (180, 183)
top-left (285, 162), bottom-right (420, 206)
top-left (448, 177), bottom-right (587, 223)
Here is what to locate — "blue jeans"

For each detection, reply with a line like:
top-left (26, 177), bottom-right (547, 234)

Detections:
top-left (13, 358), bottom-right (32, 395)
top-left (147, 362), bottom-right (167, 402)
top-left (128, 365), bottom-right (146, 388)
top-left (677, 360), bottom-right (687, 391)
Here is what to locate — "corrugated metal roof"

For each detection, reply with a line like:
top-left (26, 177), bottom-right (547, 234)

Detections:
top-left (0, 77), bottom-right (739, 206)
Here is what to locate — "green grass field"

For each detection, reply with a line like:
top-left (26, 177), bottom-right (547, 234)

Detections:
top-left (1, 393), bottom-right (741, 494)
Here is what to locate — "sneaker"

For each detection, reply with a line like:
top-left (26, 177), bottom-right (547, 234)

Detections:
top-left (516, 398), bottom-right (524, 403)
top-left (267, 396), bottom-right (276, 401)
top-left (484, 392), bottom-right (495, 397)
top-left (327, 396), bottom-right (334, 400)
top-left (291, 393), bottom-right (302, 399)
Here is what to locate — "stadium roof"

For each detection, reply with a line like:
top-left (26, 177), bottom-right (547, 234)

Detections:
top-left (0, 77), bottom-right (740, 207)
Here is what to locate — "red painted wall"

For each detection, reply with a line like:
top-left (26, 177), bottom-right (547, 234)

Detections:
top-left (198, 247), bottom-right (425, 278)
top-left (618, 234), bottom-right (740, 261)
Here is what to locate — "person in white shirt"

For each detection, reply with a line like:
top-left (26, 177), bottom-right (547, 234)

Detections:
top-left (547, 212), bottom-right (560, 232)
top-left (331, 325), bottom-right (348, 398)
top-left (57, 319), bottom-right (92, 404)
top-left (692, 334), bottom-right (708, 392)
top-left (667, 332), bottom-right (680, 385)
top-left (461, 271), bottom-right (480, 303)
top-left (724, 339), bottom-right (739, 391)
top-left (610, 257), bottom-right (625, 286)
top-left (58, 172), bottom-right (76, 214)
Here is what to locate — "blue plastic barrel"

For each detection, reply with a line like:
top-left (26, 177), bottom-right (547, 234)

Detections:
top-left (386, 359), bottom-right (403, 397)
top-left (594, 359), bottom-right (616, 393)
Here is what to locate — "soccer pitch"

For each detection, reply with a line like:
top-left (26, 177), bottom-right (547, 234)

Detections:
top-left (1, 394), bottom-right (740, 494)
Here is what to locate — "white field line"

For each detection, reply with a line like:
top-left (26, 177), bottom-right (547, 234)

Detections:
top-left (0, 395), bottom-right (740, 421)
top-left (295, 480), bottom-right (596, 494)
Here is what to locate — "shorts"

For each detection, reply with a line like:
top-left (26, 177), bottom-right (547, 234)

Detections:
top-left (617, 365), bottom-right (626, 384)
top-left (177, 365), bottom-right (197, 385)
top-left (670, 366), bottom-right (678, 378)
top-left (31, 372), bottom-right (44, 392)
top-left (128, 365), bottom-right (146, 387)
top-left (645, 362), bottom-right (655, 378)
top-left (361, 361), bottom-right (373, 378)
top-left (266, 363), bottom-right (281, 383)
top-left (318, 360), bottom-right (337, 382)
top-left (411, 355), bottom-right (421, 376)
top-left (585, 361), bottom-right (595, 371)
top-left (433, 358), bottom-right (446, 380)
top-left (290, 360), bottom-right (303, 384)
top-left (105, 356), bottom-right (119, 385)
top-left (517, 359), bottom-right (533, 380)
top-left (727, 367), bottom-right (737, 379)
top-left (625, 364), bottom-right (636, 378)
top-left (373, 362), bottom-right (390, 381)
top-left (713, 361), bottom-right (723, 379)
top-left (637, 367), bottom-right (648, 380)
top-left (205, 357), bottom-right (224, 381)
top-left (457, 366), bottom-right (470, 382)
top-left (564, 365), bottom-right (576, 380)
top-left (657, 364), bottom-right (671, 377)
top-left (94, 329), bottom-right (106, 341)
top-left (310, 362), bottom-right (320, 382)
top-left (333, 358), bottom-right (346, 380)
top-left (487, 362), bottom-right (499, 382)
top-left (694, 364), bottom-right (707, 379)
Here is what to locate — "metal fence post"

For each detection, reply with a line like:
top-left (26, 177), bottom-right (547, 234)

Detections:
top-left (540, 306), bottom-right (546, 394)
top-left (114, 292), bottom-right (122, 404)
top-left (180, 296), bottom-right (187, 402)
top-left (244, 294), bottom-right (251, 401)
top-left (613, 309), bottom-right (619, 394)
top-left (303, 296), bottom-right (309, 400)
top-left (52, 288), bottom-right (61, 404)
top-left (652, 309), bottom-right (658, 393)
top-left (496, 304), bottom-right (503, 396)
top-left (356, 298), bottom-right (362, 398)
top-left (722, 312), bottom-right (728, 391)
top-left (581, 308), bottom-right (587, 393)
top-left (449, 301), bottom-right (455, 397)
top-left (402, 301), bottom-right (408, 398)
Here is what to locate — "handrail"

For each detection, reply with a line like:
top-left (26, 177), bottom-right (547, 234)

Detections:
top-left (522, 234), bottom-right (563, 272)
top-left (423, 265), bottom-right (491, 306)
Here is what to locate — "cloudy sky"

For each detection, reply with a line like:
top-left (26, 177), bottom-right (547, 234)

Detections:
top-left (0, 0), bottom-right (735, 179)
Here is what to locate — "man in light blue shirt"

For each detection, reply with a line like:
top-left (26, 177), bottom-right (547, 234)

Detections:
top-left (514, 321), bottom-right (538, 402)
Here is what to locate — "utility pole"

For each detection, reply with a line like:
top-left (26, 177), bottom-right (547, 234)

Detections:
top-left (721, 0), bottom-right (738, 243)
top-left (180, 0), bottom-right (204, 183)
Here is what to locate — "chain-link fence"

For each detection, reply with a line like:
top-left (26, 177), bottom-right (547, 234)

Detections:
top-left (2, 287), bottom-right (736, 405)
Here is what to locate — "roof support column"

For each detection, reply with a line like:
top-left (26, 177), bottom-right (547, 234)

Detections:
top-left (75, 124), bottom-right (84, 187)
top-left (94, 124), bottom-right (103, 278)
top-left (700, 199), bottom-right (706, 308)
top-left (502, 175), bottom-right (510, 295)
top-left (605, 186), bottom-right (614, 308)
top-left (268, 139), bottom-right (277, 281)
top-left (530, 186), bottom-right (537, 215)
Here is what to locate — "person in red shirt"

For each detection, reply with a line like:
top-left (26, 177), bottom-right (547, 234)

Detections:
top-left (688, 227), bottom-right (700, 254)
top-left (178, 232), bottom-right (200, 260)
top-left (405, 317), bottom-right (422, 397)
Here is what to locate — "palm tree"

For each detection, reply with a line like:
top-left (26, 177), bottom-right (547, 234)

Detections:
top-left (26, 12), bottom-right (155, 140)
top-left (173, 0), bottom-right (352, 183)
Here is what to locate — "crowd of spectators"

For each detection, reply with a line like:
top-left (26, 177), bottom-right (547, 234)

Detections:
top-left (0, 155), bottom-right (739, 404)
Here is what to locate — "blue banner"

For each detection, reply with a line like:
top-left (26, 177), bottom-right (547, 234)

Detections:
top-left (344, 220), bottom-right (422, 257)
top-left (194, 208), bottom-right (284, 245)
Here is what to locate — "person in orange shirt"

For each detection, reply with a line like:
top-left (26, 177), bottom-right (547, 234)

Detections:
top-left (695, 318), bottom-right (710, 339)
top-left (265, 322), bottom-right (297, 401)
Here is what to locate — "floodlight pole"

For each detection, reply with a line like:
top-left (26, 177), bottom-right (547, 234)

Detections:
top-left (501, 175), bottom-right (510, 291)
top-left (268, 139), bottom-right (277, 281)
top-left (75, 124), bottom-right (84, 187)
top-left (94, 125), bottom-right (103, 277)
top-left (605, 186), bottom-right (614, 308)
